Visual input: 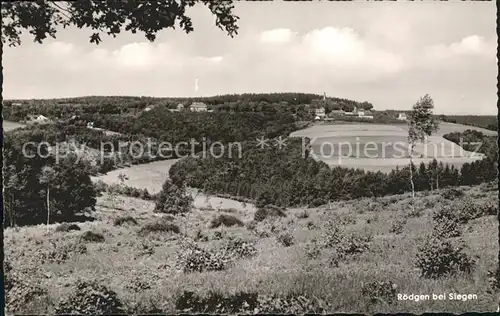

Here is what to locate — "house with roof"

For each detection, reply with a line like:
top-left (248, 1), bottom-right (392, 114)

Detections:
top-left (314, 107), bottom-right (326, 119)
top-left (397, 113), bottom-right (407, 121)
top-left (190, 102), bottom-right (207, 112)
top-left (27, 114), bottom-right (51, 123)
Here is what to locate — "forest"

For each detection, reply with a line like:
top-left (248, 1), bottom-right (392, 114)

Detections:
top-left (3, 93), bottom-right (374, 122)
top-left (169, 131), bottom-right (498, 208)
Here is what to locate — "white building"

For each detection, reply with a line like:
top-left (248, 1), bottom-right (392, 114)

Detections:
top-left (36, 115), bottom-right (49, 122)
top-left (314, 107), bottom-right (326, 118)
top-left (190, 102), bottom-right (207, 112)
top-left (397, 113), bottom-right (407, 121)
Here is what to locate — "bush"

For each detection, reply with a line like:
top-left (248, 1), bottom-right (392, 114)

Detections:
top-left (113, 215), bottom-right (138, 226)
top-left (80, 231), bottom-right (105, 243)
top-left (310, 197), bottom-right (327, 207)
top-left (320, 220), bottom-right (344, 248)
top-left (296, 209), bottom-right (309, 219)
top-left (276, 232), bottom-right (295, 247)
top-left (361, 280), bottom-right (398, 305)
top-left (254, 205), bottom-right (286, 222)
top-left (441, 188), bottom-right (464, 200)
top-left (432, 206), bottom-right (462, 238)
top-left (175, 290), bottom-right (259, 314)
top-left (6, 280), bottom-right (48, 313)
top-left (209, 214), bottom-right (244, 228)
top-left (44, 240), bottom-right (87, 263)
top-left (223, 236), bottom-right (257, 259)
top-left (177, 238), bottom-right (230, 273)
top-left (55, 223), bottom-right (81, 232)
top-left (139, 219), bottom-right (180, 236)
top-left (415, 236), bottom-right (476, 279)
top-left (305, 241), bottom-right (322, 259)
top-left (488, 267), bottom-right (500, 292)
top-left (389, 218), bottom-right (407, 235)
top-left (256, 294), bottom-right (330, 314)
top-left (338, 233), bottom-right (372, 256)
top-left (154, 180), bottom-right (193, 215)
top-left (55, 280), bottom-right (125, 314)
top-left (457, 199), bottom-right (498, 223)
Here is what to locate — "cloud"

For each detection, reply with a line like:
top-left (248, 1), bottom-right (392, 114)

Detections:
top-left (260, 28), bottom-right (296, 43)
top-left (287, 27), bottom-right (405, 77)
top-left (44, 41), bottom-right (74, 56)
top-left (425, 35), bottom-right (495, 60)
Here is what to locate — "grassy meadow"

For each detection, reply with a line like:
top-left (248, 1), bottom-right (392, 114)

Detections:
top-left (290, 122), bottom-right (494, 173)
top-left (4, 183), bottom-right (498, 314)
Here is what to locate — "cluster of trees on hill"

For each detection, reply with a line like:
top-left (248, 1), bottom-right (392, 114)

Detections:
top-left (443, 129), bottom-right (498, 159)
top-left (169, 137), bottom-right (497, 207)
top-left (4, 108), bottom-right (303, 175)
top-left (3, 132), bottom-right (96, 227)
top-left (3, 97), bottom-right (153, 121)
top-left (440, 114), bottom-right (498, 131)
top-left (79, 106), bottom-right (299, 144)
top-left (3, 92), bottom-right (374, 122)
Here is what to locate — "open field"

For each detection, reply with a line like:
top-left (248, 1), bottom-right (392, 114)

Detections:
top-left (93, 159), bottom-right (257, 212)
top-left (290, 123), bottom-right (494, 172)
top-left (3, 120), bottom-right (26, 131)
top-left (5, 184), bottom-right (498, 314)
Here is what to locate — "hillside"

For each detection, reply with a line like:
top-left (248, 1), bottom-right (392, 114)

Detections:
top-left (5, 183), bottom-right (498, 314)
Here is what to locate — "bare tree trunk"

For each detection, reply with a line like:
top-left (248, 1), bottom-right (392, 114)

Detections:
top-left (436, 173), bottom-right (439, 190)
top-left (46, 185), bottom-right (50, 232)
top-left (9, 192), bottom-right (14, 227)
top-left (409, 151), bottom-right (415, 213)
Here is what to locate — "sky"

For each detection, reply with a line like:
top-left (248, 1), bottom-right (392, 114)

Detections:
top-left (3, 1), bottom-right (497, 115)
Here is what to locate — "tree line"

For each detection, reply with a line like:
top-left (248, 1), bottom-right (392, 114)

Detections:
top-left (169, 136), bottom-right (497, 208)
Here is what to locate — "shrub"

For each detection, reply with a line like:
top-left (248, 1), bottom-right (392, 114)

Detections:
top-left (177, 238), bottom-right (230, 273)
top-left (223, 237), bottom-right (257, 259)
top-left (175, 290), bottom-right (258, 314)
top-left (389, 218), bottom-right (407, 235)
top-left (256, 191), bottom-right (275, 209)
top-left (44, 240), bottom-right (87, 263)
top-left (55, 280), bottom-right (125, 314)
top-left (256, 294), bottom-right (330, 314)
top-left (154, 180), bottom-right (193, 215)
top-left (6, 280), bottom-right (48, 313)
top-left (310, 197), bottom-right (327, 207)
top-left (487, 267), bottom-right (500, 292)
top-left (432, 206), bottom-right (462, 238)
top-left (139, 219), bottom-right (180, 236)
top-left (296, 209), bottom-right (309, 219)
top-left (306, 220), bottom-right (317, 230)
top-left (55, 223), bottom-right (81, 232)
top-left (457, 199), bottom-right (498, 223)
top-left (305, 241), bottom-right (322, 259)
top-left (125, 276), bottom-right (152, 293)
top-left (415, 236), bottom-right (476, 279)
top-left (140, 188), bottom-right (152, 200)
top-left (441, 188), bottom-right (464, 200)
top-left (336, 214), bottom-right (357, 226)
top-left (432, 218), bottom-right (462, 238)
top-left (407, 206), bottom-right (423, 218)
top-left (254, 208), bottom-right (268, 222)
top-left (276, 232), bottom-right (295, 247)
top-left (246, 220), bottom-right (257, 231)
top-left (113, 215), bottom-right (138, 226)
top-left (254, 205), bottom-right (286, 222)
top-left (338, 233), bottom-right (372, 256)
top-left (209, 214), bottom-right (244, 228)
top-left (80, 231), bottom-right (105, 243)
top-left (320, 220), bottom-right (344, 248)
top-left (361, 280), bottom-right (398, 305)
